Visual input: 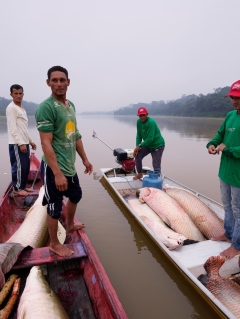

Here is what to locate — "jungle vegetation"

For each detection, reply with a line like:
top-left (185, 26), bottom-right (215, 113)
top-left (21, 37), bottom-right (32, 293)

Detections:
top-left (114, 87), bottom-right (232, 118)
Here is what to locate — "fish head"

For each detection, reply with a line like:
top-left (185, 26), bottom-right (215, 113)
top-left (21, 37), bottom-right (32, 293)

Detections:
top-left (139, 187), bottom-right (158, 203)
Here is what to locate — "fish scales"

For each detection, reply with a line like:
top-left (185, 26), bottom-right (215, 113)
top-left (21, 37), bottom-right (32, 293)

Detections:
top-left (139, 187), bottom-right (205, 242)
top-left (7, 187), bottom-right (48, 248)
top-left (165, 186), bottom-right (224, 239)
top-left (204, 256), bottom-right (240, 319)
top-left (17, 266), bottom-right (69, 319)
top-left (128, 198), bottom-right (187, 250)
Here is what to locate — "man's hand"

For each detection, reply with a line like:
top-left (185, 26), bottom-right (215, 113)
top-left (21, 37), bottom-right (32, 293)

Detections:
top-left (216, 143), bottom-right (226, 154)
top-left (133, 146), bottom-right (141, 157)
top-left (30, 142), bottom-right (37, 150)
top-left (54, 173), bottom-right (68, 191)
top-left (20, 145), bottom-right (27, 153)
top-left (208, 145), bottom-right (217, 155)
top-left (83, 159), bottom-right (93, 175)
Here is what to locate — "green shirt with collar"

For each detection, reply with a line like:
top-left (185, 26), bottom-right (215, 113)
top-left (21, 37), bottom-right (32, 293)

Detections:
top-left (206, 110), bottom-right (240, 187)
top-left (136, 117), bottom-right (165, 150)
top-left (35, 96), bottom-right (81, 177)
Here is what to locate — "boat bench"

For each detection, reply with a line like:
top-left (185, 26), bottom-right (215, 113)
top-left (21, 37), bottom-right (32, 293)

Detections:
top-left (13, 242), bottom-right (87, 269)
top-left (171, 240), bottom-right (240, 278)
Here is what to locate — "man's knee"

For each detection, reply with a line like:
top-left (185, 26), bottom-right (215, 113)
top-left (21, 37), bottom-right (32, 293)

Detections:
top-left (46, 201), bottom-right (62, 219)
top-left (69, 188), bottom-right (82, 204)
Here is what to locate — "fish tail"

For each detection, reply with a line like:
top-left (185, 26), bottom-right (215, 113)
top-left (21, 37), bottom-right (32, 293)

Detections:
top-left (183, 239), bottom-right (199, 245)
top-left (204, 256), bottom-right (225, 279)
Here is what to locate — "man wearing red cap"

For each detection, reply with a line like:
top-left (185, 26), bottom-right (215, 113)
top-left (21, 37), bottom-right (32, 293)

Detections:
top-left (133, 107), bottom-right (165, 180)
top-left (207, 80), bottom-right (240, 259)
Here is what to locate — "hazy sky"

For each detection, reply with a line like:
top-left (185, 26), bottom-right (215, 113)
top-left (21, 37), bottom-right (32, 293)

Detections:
top-left (1, 1), bottom-right (239, 112)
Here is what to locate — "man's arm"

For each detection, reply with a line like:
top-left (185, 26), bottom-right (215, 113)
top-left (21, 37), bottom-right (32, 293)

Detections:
top-left (76, 138), bottom-right (93, 175)
top-left (39, 131), bottom-right (68, 191)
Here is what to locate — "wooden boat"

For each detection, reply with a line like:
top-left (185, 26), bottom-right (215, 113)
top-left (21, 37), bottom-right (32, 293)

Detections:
top-left (100, 166), bottom-right (240, 319)
top-left (0, 153), bottom-right (128, 319)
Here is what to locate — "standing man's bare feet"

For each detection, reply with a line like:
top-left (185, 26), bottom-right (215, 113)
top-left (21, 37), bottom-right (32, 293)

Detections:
top-left (49, 243), bottom-right (73, 257)
top-left (211, 234), bottom-right (232, 243)
top-left (220, 246), bottom-right (240, 259)
top-left (133, 173), bottom-right (143, 180)
top-left (66, 222), bottom-right (85, 236)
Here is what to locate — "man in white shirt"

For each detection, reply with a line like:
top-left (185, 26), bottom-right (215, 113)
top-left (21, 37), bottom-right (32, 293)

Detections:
top-left (6, 84), bottom-right (36, 196)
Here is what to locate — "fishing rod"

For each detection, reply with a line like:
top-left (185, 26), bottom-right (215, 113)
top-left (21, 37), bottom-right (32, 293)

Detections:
top-left (92, 130), bottom-right (135, 172)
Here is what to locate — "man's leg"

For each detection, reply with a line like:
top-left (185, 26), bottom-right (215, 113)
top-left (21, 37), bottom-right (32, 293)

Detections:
top-left (66, 173), bottom-right (84, 235)
top-left (65, 200), bottom-right (85, 236)
top-left (47, 215), bottom-right (73, 257)
top-left (151, 146), bottom-right (165, 175)
top-left (220, 183), bottom-right (240, 259)
top-left (9, 144), bottom-right (29, 196)
top-left (134, 147), bottom-right (151, 180)
top-left (212, 179), bottom-right (233, 242)
top-left (43, 163), bottom-right (73, 257)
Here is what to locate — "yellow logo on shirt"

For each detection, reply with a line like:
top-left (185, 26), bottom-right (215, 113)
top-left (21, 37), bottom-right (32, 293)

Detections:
top-left (65, 121), bottom-right (75, 139)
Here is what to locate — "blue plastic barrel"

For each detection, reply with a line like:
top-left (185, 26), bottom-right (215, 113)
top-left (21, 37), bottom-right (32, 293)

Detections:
top-left (142, 171), bottom-right (163, 190)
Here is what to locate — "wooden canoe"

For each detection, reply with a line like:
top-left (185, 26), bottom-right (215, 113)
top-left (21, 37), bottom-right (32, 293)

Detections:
top-left (100, 167), bottom-right (240, 319)
top-left (0, 153), bottom-right (128, 319)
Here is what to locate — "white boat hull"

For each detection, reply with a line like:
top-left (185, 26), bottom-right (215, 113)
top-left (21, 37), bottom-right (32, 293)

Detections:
top-left (100, 167), bottom-right (240, 319)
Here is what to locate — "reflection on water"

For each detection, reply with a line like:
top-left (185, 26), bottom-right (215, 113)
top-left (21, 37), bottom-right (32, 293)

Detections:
top-left (0, 117), bottom-right (7, 136)
top-left (113, 115), bottom-right (224, 139)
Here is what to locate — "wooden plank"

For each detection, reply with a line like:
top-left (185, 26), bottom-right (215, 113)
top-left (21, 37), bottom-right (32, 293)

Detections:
top-left (47, 260), bottom-right (96, 319)
top-left (12, 242), bottom-right (87, 269)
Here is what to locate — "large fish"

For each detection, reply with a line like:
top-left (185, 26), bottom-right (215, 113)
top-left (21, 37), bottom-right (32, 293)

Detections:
top-left (128, 198), bottom-right (187, 250)
top-left (139, 188), bottom-right (205, 242)
top-left (0, 187), bottom-right (66, 290)
top-left (7, 186), bottom-right (48, 248)
top-left (203, 256), bottom-right (240, 319)
top-left (17, 266), bottom-right (69, 319)
top-left (165, 186), bottom-right (224, 239)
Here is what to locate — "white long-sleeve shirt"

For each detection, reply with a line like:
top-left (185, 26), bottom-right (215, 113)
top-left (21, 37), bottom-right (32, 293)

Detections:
top-left (6, 101), bottom-right (33, 145)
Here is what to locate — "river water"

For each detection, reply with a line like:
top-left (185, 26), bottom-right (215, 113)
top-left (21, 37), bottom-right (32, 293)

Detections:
top-left (0, 115), bottom-right (225, 318)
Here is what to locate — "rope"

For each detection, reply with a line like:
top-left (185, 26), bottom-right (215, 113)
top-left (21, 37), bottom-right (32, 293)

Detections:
top-left (10, 188), bottom-right (33, 211)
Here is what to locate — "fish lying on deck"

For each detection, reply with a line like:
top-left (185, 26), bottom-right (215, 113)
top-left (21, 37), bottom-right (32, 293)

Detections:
top-left (128, 198), bottom-right (187, 250)
top-left (139, 188), bottom-right (205, 242)
top-left (165, 186), bottom-right (224, 239)
top-left (7, 186), bottom-right (48, 248)
top-left (17, 266), bottom-right (69, 319)
top-left (203, 256), bottom-right (240, 319)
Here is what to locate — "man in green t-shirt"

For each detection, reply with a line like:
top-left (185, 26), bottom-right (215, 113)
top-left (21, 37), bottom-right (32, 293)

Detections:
top-left (133, 107), bottom-right (165, 180)
top-left (35, 66), bottom-right (93, 257)
top-left (207, 80), bottom-right (240, 259)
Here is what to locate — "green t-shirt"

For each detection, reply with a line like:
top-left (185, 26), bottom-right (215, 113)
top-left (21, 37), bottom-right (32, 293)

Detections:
top-left (136, 117), bottom-right (165, 150)
top-left (207, 110), bottom-right (240, 187)
top-left (35, 96), bottom-right (82, 176)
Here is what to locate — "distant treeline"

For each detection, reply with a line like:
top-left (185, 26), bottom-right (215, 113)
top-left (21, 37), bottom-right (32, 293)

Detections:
top-left (114, 87), bottom-right (232, 118)
top-left (0, 97), bottom-right (38, 116)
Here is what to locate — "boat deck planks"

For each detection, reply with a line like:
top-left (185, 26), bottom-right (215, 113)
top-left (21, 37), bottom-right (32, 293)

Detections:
top-left (47, 259), bottom-right (96, 319)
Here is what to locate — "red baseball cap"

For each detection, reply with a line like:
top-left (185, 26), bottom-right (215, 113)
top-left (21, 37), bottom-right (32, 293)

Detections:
top-left (137, 107), bottom-right (148, 116)
top-left (224, 80), bottom-right (240, 98)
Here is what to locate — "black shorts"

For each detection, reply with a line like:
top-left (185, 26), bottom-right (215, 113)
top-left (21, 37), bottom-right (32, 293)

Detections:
top-left (41, 161), bottom-right (82, 219)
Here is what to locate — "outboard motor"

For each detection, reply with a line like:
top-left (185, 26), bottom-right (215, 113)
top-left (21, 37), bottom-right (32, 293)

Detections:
top-left (113, 148), bottom-right (135, 172)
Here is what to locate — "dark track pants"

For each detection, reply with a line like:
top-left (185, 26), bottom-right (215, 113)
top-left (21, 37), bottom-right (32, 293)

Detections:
top-left (135, 145), bottom-right (165, 175)
top-left (9, 144), bottom-right (30, 191)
